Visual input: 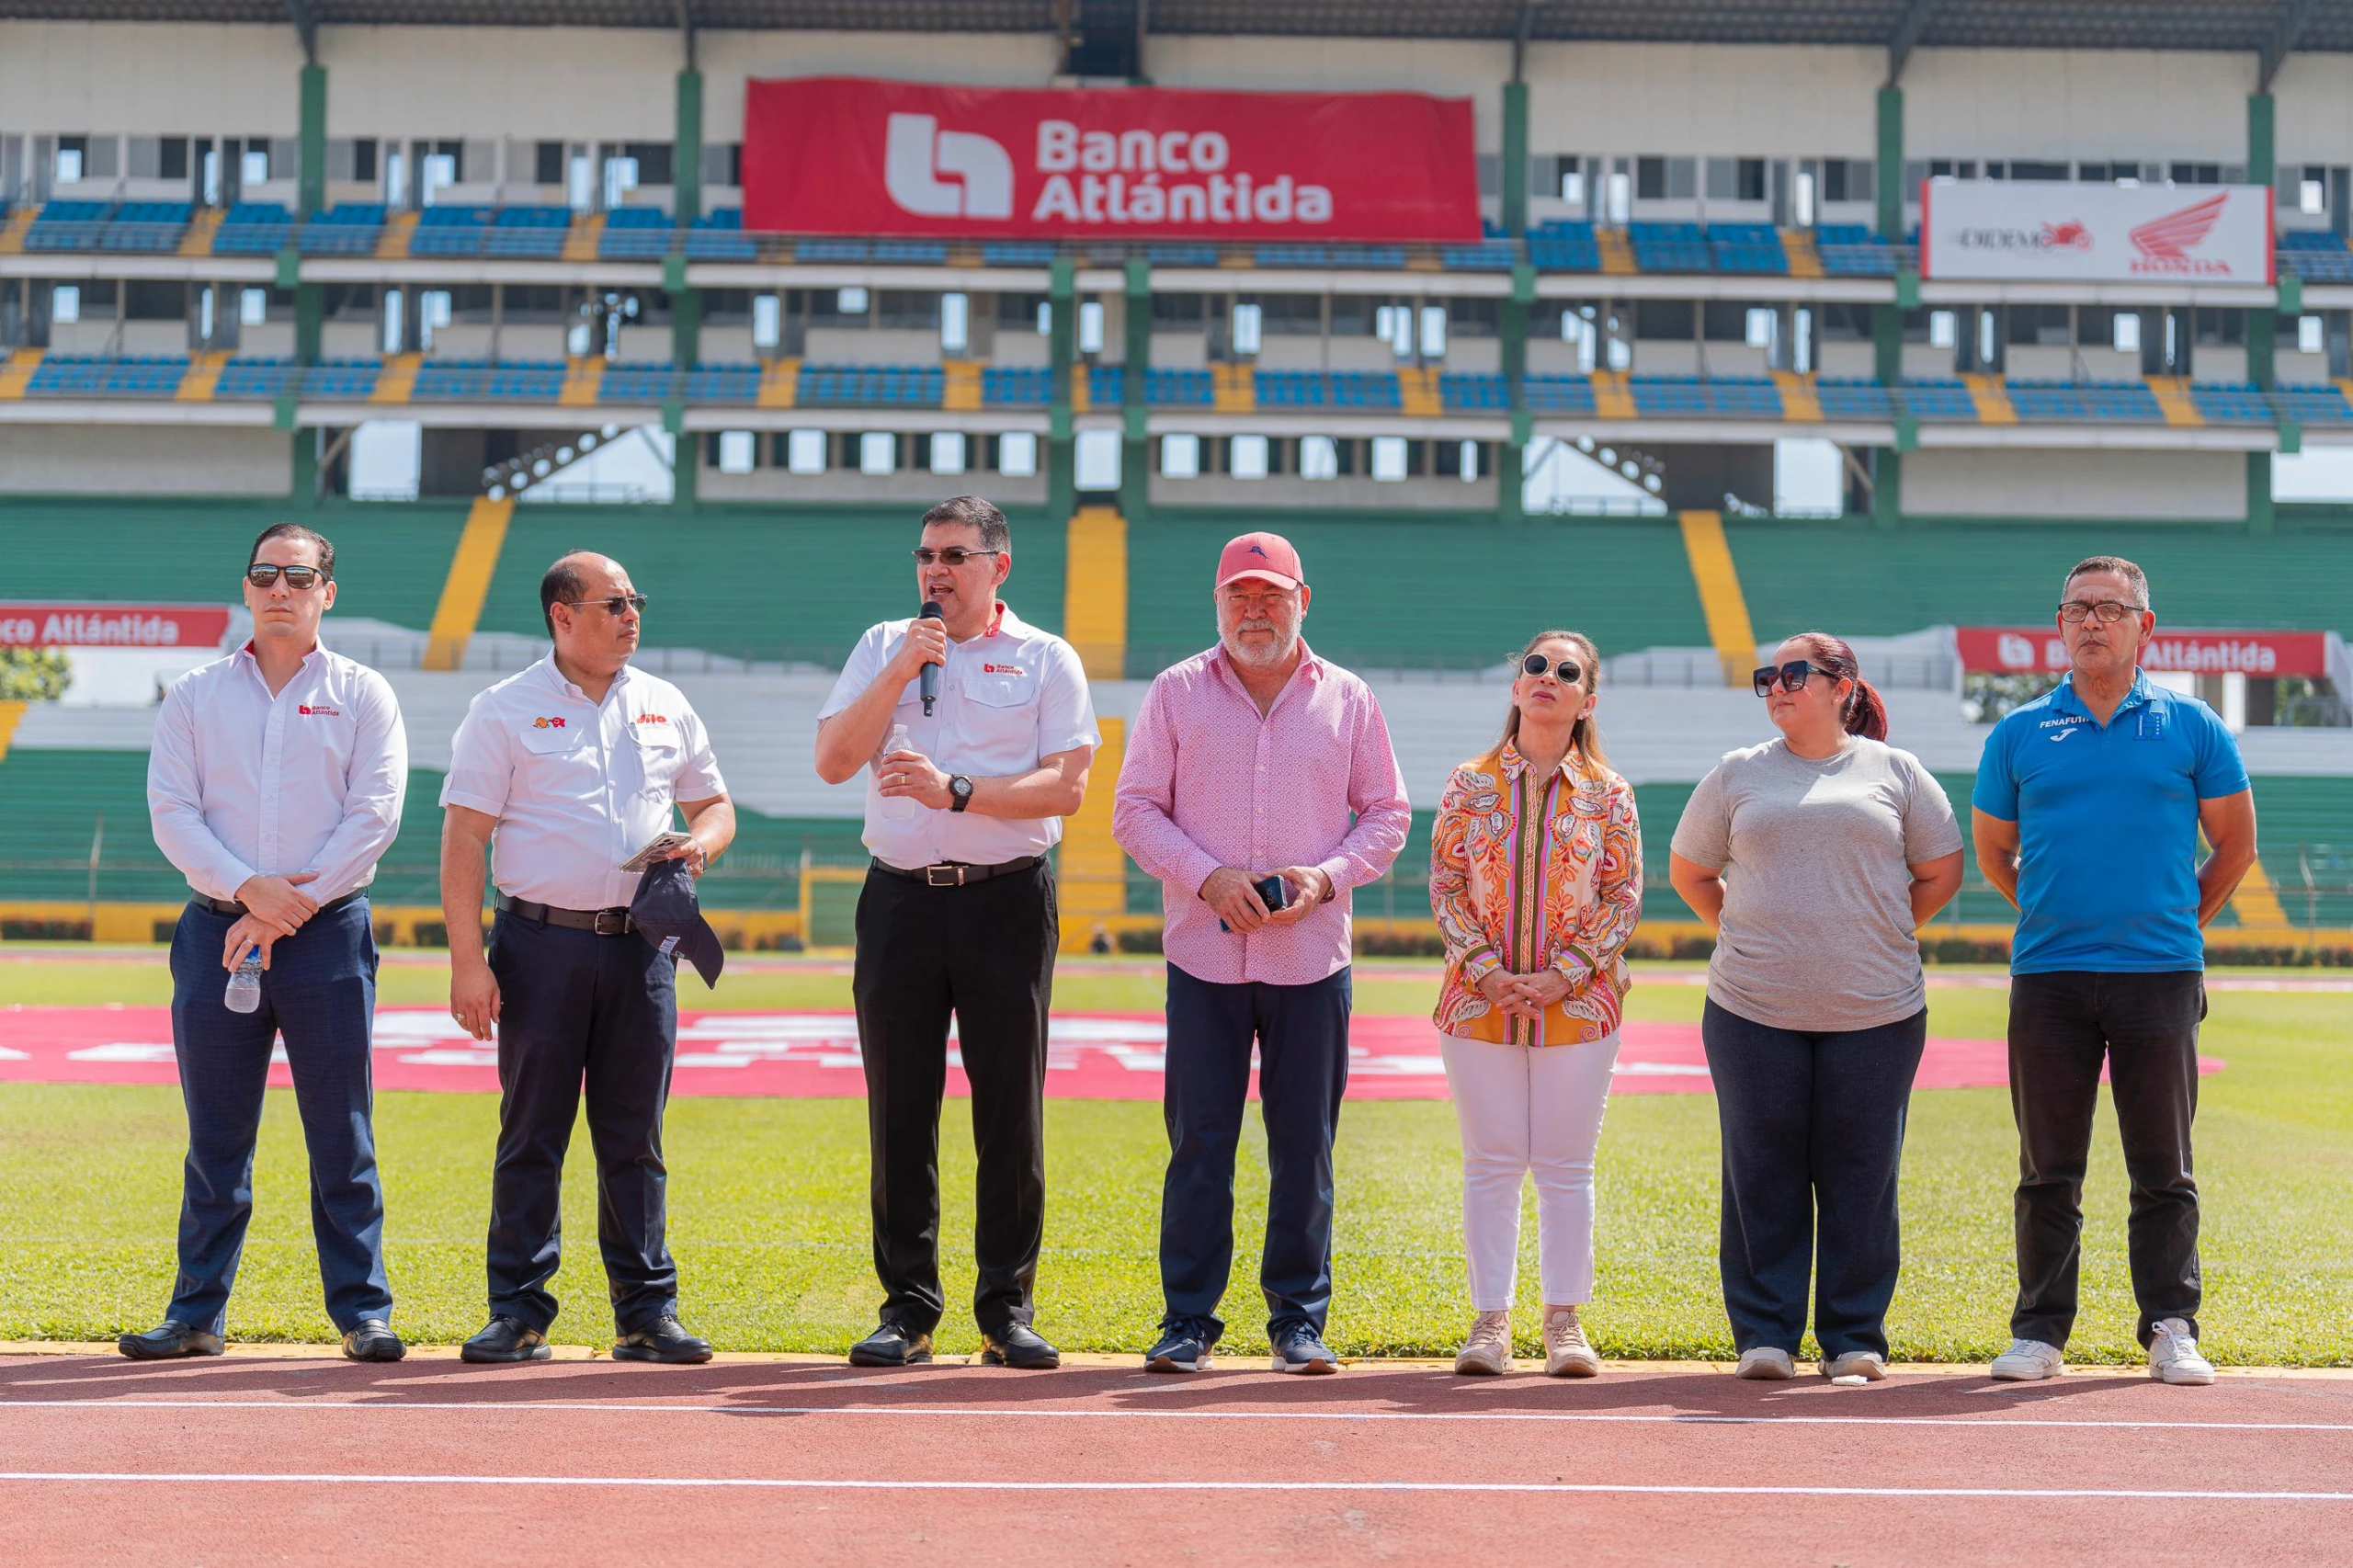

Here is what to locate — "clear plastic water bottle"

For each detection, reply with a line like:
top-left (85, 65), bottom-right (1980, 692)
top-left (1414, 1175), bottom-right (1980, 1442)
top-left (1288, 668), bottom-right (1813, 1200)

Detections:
top-left (880, 723), bottom-right (917, 821)
top-left (224, 946), bottom-right (263, 1014)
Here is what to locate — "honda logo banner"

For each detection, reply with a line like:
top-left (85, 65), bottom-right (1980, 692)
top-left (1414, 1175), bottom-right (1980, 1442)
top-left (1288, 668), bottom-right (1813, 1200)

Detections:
top-left (742, 76), bottom-right (1480, 242)
top-left (1957, 628), bottom-right (2327, 677)
top-left (1920, 180), bottom-right (2274, 284)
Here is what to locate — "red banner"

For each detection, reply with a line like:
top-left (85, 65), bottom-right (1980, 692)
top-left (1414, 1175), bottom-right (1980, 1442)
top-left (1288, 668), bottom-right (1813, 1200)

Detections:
top-left (742, 76), bottom-right (1480, 243)
top-left (0, 603), bottom-right (229, 649)
top-left (1958, 627), bottom-right (2330, 677)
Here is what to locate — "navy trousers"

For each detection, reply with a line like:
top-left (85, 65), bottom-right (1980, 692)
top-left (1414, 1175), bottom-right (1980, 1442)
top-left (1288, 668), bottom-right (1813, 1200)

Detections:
top-left (1159, 963), bottom-right (1352, 1341)
top-left (1700, 998), bottom-right (1927, 1360)
top-left (484, 910), bottom-right (681, 1334)
top-left (166, 897), bottom-right (391, 1335)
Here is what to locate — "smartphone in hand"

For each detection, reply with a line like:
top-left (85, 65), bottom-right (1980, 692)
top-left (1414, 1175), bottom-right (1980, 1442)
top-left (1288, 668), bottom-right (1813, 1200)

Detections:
top-left (1220, 874), bottom-right (1291, 934)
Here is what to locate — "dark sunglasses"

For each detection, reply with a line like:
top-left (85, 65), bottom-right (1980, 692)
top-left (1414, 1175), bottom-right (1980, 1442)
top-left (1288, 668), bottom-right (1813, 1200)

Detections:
top-left (245, 563), bottom-right (325, 590)
top-left (1521, 653), bottom-right (1585, 684)
top-left (912, 547), bottom-right (1003, 567)
top-left (1752, 659), bottom-right (1840, 697)
top-left (562, 593), bottom-right (647, 617)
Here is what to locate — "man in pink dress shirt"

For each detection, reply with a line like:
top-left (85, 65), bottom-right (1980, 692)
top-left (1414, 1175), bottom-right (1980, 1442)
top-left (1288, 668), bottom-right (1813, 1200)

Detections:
top-left (1113, 532), bottom-right (1411, 1375)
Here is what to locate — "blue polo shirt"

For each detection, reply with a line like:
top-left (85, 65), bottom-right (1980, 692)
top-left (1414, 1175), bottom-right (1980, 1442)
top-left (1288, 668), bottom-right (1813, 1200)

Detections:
top-left (1973, 670), bottom-right (2249, 975)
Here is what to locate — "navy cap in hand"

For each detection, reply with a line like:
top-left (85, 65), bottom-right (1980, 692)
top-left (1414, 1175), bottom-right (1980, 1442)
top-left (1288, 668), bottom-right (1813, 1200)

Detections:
top-left (629, 856), bottom-right (724, 989)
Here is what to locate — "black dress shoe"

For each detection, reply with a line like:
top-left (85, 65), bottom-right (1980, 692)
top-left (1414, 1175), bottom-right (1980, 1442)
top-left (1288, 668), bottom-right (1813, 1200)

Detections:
top-left (460, 1314), bottom-right (551, 1364)
top-left (341, 1318), bottom-right (406, 1363)
top-left (847, 1321), bottom-right (933, 1368)
top-left (117, 1320), bottom-right (223, 1360)
top-left (979, 1324), bottom-right (1061, 1369)
top-left (614, 1315), bottom-right (713, 1364)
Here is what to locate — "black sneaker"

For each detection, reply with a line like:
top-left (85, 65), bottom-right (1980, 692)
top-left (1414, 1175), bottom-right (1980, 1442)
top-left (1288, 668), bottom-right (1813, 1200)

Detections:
top-left (978, 1324), bottom-right (1061, 1369)
top-left (460, 1314), bottom-right (551, 1364)
top-left (117, 1320), bottom-right (223, 1360)
top-left (848, 1321), bottom-right (933, 1368)
top-left (1269, 1321), bottom-right (1339, 1375)
top-left (1144, 1320), bottom-right (1213, 1374)
top-left (341, 1318), bottom-right (406, 1363)
top-left (614, 1315), bottom-right (713, 1365)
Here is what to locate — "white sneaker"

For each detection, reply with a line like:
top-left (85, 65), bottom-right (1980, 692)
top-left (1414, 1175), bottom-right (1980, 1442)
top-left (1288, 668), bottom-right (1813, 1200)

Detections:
top-left (2148, 1319), bottom-right (2215, 1385)
top-left (1734, 1346), bottom-right (1794, 1380)
top-left (1452, 1311), bottom-right (1513, 1376)
top-left (1821, 1350), bottom-right (1888, 1382)
top-left (1990, 1337), bottom-right (2065, 1381)
top-left (1543, 1306), bottom-right (1600, 1379)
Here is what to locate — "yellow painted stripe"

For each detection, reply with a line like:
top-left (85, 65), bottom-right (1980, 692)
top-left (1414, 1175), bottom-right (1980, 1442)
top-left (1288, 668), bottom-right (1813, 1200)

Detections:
top-left (941, 359), bottom-right (983, 412)
top-left (1070, 367), bottom-right (1092, 415)
top-left (0, 348), bottom-right (43, 402)
top-left (2336, 376), bottom-right (2353, 414)
top-left (0, 207), bottom-right (34, 256)
top-left (1211, 362), bottom-right (1256, 414)
top-left (1405, 248), bottom-right (1443, 273)
top-left (756, 357), bottom-right (801, 409)
top-left (1597, 228), bottom-right (1636, 276)
top-left (176, 349), bottom-right (229, 403)
top-left (1056, 716), bottom-right (1129, 949)
top-left (1779, 227), bottom-right (1823, 279)
top-left (1678, 509), bottom-right (1759, 688)
top-left (2147, 375), bottom-right (2204, 427)
top-left (1961, 372), bottom-right (2018, 425)
top-left (376, 210), bottom-right (418, 260)
top-left (177, 209), bottom-right (223, 257)
top-left (2230, 857), bottom-right (2293, 931)
top-left (1063, 504), bottom-right (1127, 680)
top-left (562, 211), bottom-right (606, 263)
top-left (1771, 369), bottom-right (1823, 423)
top-left (421, 495), bottom-right (515, 672)
top-left (1396, 366), bottom-right (1442, 417)
top-left (369, 352), bottom-right (423, 405)
top-left (1218, 249), bottom-right (1254, 268)
top-left (558, 356), bottom-right (605, 407)
top-left (0, 701), bottom-right (26, 761)
top-left (1590, 370), bottom-right (1636, 420)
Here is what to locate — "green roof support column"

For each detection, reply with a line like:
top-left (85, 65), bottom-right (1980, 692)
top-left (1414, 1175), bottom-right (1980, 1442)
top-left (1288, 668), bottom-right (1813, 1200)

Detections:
top-left (299, 64), bottom-right (326, 220)
top-left (1875, 86), bottom-right (1903, 243)
top-left (1873, 82), bottom-right (1906, 525)
top-left (2247, 93), bottom-right (2278, 395)
top-left (1120, 256), bottom-right (1152, 527)
top-left (1501, 79), bottom-right (1529, 238)
top-left (670, 67), bottom-right (704, 509)
top-left (1047, 256), bottom-right (1077, 525)
top-left (290, 61), bottom-right (327, 508)
top-left (676, 67), bottom-right (704, 225)
top-left (1498, 260), bottom-right (1533, 522)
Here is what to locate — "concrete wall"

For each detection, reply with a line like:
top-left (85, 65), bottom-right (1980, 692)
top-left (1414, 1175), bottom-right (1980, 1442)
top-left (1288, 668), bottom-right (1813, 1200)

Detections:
top-left (0, 424), bottom-right (290, 495)
top-left (1904, 448), bottom-right (2245, 522)
top-left (1906, 50), bottom-right (2252, 165)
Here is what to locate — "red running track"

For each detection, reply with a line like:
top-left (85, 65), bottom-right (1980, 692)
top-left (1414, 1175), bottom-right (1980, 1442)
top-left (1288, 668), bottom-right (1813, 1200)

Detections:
top-left (0, 1006), bottom-right (2221, 1101)
top-left (1, 1354), bottom-right (2347, 1566)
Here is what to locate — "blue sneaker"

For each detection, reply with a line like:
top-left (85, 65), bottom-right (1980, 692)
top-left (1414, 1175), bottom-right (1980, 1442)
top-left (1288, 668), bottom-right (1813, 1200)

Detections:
top-left (1144, 1319), bottom-right (1214, 1374)
top-left (1269, 1321), bottom-right (1338, 1375)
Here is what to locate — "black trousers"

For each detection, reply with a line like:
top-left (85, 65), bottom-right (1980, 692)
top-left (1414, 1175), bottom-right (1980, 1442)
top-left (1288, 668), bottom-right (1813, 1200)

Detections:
top-left (1700, 999), bottom-right (1927, 1360)
top-left (2007, 970), bottom-right (2206, 1349)
top-left (484, 910), bottom-right (681, 1335)
top-left (852, 861), bottom-right (1057, 1337)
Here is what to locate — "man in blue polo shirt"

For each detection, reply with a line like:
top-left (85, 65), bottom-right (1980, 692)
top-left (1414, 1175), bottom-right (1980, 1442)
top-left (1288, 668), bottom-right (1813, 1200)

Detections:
top-left (1972, 555), bottom-right (2256, 1387)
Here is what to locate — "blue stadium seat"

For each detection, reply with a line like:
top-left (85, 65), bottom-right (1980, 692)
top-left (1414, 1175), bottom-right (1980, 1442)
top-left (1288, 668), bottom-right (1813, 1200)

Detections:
top-left (681, 362), bottom-right (762, 403)
top-left (1527, 220), bottom-right (1601, 271)
top-left (213, 357), bottom-right (299, 399)
top-left (104, 200), bottom-right (192, 253)
top-left (1439, 240), bottom-right (1518, 271)
top-left (1814, 378), bottom-right (1897, 419)
top-left (872, 239), bottom-right (949, 264)
top-left (408, 205), bottom-right (494, 258)
top-left (1254, 369), bottom-right (1327, 408)
top-left (28, 354), bottom-right (190, 397)
top-left (1144, 367), bottom-right (1214, 407)
top-left (1328, 370), bottom-right (1402, 410)
top-left (982, 366), bottom-right (1051, 407)
top-left (1088, 364), bottom-right (1125, 405)
top-left (684, 208), bottom-right (756, 261)
top-left (2270, 383), bottom-right (2353, 424)
top-left (483, 205), bottom-right (570, 259)
top-left (297, 202), bottom-right (386, 256)
top-left (299, 358), bottom-right (382, 399)
top-left (982, 241), bottom-right (1058, 266)
top-left (600, 205), bottom-right (672, 260)
top-left (1628, 222), bottom-right (1711, 273)
top-left (1439, 371), bottom-right (1510, 412)
top-left (25, 199), bottom-right (112, 252)
top-left (795, 237), bottom-right (870, 262)
top-left (212, 200), bottom-right (294, 256)
top-left (796, 363), bottom-right (944, 407)
top-left (2188, 381), bottom-right (2277, 424)
top-left (1896, 378), bottom-right (1979, 420)
top-left (599, 363), bottom-right (677, 402)
top-left (1146, 244), bottom-right (1220, 267)
top-left (1707, 222), bottom-right (1788, 276)
top-left (1521, 374), bottom-right (1598, 414)
top-left (1256, 244), bottom-right (1331, 267)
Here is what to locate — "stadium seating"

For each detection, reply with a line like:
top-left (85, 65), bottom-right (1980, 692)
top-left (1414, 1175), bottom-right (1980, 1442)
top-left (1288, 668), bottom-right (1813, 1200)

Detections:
top-left (24, 199), bottom-right (112, 251)
top-left (410, 358), bottom-right (567, 400)
top-left (213, 357), bottom-right (300, 398)
top-left (103, 200), bottom-right (192, 252)
top-left (982, 365), bottom-right (1051, 407)
top-left (1440, 370), bottom-right (1511, 412)
top-left (2189, 381), bottom-right (2279, 423)
top-left (300, 358), bottom-right (383, 399)
top-left (981, 241), bottom-right (1058, 266)
top-left (1520, 374), bottom-right (1600, 414)
top-left (795, 363), bottom-right (944, 407)
top-left (1895, 377), bottom-right (1980, 420)
top-left (681, 362), bottom-right (762, 403)
top-left (1527, 220), bottom-right (1602, 271)
top-left (683, 207), bottom-right (756, 261)
top-left (599, 205), bottom-right (672, 260)
top-left (1145, 244), bottom-right (1221, 267)
top-left (2271, 383), bottom-right (2353, 424)
top-left (483, 205), bottom-right (571, 259)
top-left (26, 355), bottom-right (190, 396)
top-left (1631, 375), bottom-right (1782, 418)
top-left (1814, 222), bottom-right (1900, 277)
top-left (597, 362), bottom-right (678, 402)
top-left (1628, 221), bottom-right (1711, 273)
top-left (1707, 222), bottom-right (1788, 276)
top-left (1438, 239), bottom-right (1518, 271)
top-left (2278, 229), bottom-right (2353, 283)
top-left (211, 200), bottom-right (294, 256)
top-left (1814, 378), bottom-right (1900, 419)
top-left (297, 202), bottom-right (387, 255)
top-left (407, 204), bottom-right (496, 257)
top-left (2005, 380), bottom-right (2166, 422)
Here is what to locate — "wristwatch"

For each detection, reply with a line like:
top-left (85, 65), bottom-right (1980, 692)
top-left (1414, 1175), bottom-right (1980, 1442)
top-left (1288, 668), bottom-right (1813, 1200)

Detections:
top-left (949, 775), bottom-right (974, 812)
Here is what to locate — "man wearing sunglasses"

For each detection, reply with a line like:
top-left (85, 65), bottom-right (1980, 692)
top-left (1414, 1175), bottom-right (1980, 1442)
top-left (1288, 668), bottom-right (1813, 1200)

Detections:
top-left (1972, 555), bottom-right (2256, 1387)
top-left (440, 551), bottom-right (735, 1366)
top-left (129, 523), bottom-right (408, 1363)
top-left (814, 494), bottom-right (1097, 1370)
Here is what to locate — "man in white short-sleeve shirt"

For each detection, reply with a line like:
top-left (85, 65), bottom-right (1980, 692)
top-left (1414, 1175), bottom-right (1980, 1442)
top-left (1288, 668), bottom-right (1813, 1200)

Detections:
top-left (812, 494), bottom-right (1098, 1371)
top-left (439, 551), bottom-right (735, 1368)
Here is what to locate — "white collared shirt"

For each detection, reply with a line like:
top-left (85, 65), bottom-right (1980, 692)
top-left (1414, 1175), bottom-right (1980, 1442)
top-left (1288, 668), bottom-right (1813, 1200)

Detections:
top-left (818, 601), bottom-right (1098, 869)
top-left (147, 640), bottom-right (408, 904)
top-left (440, 656), bottom-right (727, 911)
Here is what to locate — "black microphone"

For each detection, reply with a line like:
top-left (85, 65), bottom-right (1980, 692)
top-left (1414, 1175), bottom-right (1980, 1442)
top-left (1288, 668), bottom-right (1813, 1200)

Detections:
top-left (918, 599), bottom-right (942, 716)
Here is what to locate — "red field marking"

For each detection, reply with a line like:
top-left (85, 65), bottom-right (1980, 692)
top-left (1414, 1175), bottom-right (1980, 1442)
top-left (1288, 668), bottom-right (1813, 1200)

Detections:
top-left (0, 1006), bottom-right (2185, 1100)
top-left (1, 1357), bottom-right (2347, 1567)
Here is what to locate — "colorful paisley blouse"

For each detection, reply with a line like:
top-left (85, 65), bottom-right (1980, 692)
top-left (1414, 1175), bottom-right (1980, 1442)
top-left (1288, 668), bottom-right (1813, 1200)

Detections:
top-left (1429, 740), bottom-right (1643, 1047)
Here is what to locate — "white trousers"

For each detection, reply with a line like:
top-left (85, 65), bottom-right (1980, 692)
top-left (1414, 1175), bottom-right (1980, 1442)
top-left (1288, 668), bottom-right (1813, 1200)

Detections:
top-left (1440, 1031), bottom-right (1620, 1311)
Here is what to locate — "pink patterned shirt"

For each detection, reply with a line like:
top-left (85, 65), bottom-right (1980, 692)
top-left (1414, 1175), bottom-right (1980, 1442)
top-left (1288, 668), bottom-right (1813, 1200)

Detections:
top-left (1113, 641), bottom-right (1412, 986)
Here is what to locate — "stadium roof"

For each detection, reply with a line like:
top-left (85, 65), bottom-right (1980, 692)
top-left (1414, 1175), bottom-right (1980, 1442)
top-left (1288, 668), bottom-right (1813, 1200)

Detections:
top-left (4, 1), bottom-right (2351, 74)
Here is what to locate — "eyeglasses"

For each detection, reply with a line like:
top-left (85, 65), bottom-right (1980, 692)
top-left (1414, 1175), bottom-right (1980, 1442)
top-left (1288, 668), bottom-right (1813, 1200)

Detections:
top-left (1752, 659), bottom-right (1838, 697)
top-left (912, 548), bottom-right (1003, 567)
top-left (1521, 653), bottom-right (1585, 684)
top-left (562, 593), bottom-right (647, 617)
top-left (2058, 599), bottom-right (2147, 624)
top-left (246, 563), bottom-right (325, 590)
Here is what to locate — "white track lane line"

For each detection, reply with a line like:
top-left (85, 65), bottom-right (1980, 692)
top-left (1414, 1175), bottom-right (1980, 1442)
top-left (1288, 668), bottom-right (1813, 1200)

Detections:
top-left (1, 1472), bottom-right (2349, 1501)
top-left (6, 1400), bottom-right (2350, 1432)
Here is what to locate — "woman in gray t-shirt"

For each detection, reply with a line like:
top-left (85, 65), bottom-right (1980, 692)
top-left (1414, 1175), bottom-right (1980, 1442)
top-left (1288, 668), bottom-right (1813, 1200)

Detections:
top-left (1668, 631), bottom-right (1963, 1383)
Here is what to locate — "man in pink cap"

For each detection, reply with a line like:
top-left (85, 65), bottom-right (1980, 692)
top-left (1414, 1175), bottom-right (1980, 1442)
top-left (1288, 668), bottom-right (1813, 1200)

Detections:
top-left (1113, 531), bottom-right (1411, 1375)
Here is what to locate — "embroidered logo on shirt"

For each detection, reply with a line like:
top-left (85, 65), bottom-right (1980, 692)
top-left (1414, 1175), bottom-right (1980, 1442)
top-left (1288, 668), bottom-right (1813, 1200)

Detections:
top-left (981, 664), bottom-right (1027, 676)
top-left (2136, 707), bottom-right (2166, 741)
top-left (2049, 728), bottom-right (2078, 743)
top-left (634, 713), bottom-right (670, 725)
top-left (531, 716), bottom-right (567, 729)
top-left (296, 704), bottom-right (340, 716)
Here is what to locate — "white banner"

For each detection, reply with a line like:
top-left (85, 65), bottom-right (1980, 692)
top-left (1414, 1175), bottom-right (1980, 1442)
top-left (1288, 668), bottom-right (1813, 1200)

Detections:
top-left (1920, 180), bottom-right (2274, 283)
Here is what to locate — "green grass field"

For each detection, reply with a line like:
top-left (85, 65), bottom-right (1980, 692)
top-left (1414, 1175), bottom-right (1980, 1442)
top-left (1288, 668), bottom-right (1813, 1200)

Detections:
top-left (0, 955), bottom-right (2346, 1366)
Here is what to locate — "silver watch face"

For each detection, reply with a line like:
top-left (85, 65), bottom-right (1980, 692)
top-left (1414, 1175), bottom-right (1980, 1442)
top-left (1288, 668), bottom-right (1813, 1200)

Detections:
top-left (952, 776), bottom-right (972, 798)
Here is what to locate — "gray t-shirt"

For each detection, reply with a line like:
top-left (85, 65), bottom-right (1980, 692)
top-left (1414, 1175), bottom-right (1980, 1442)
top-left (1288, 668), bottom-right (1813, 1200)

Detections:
top-left (1671, 736), bottom-right (1963, 1032)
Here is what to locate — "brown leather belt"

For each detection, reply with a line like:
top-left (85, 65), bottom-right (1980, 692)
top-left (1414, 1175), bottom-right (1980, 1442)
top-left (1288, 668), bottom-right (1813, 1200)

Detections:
top-left (196, 891), bottom-right (364, 919)
top-left (496, 894), bottom-right (636, 936)
top-left (870, 856), bottom-right (1042, 889)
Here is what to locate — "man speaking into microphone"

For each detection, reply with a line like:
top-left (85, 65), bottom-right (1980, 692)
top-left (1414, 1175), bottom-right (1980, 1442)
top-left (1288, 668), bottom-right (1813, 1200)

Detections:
top-left (814, 495), bottom-right (1099, 1369)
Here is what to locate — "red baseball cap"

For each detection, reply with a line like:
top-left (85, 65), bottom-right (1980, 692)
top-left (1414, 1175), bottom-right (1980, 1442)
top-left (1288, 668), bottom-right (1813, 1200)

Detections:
top-left (1214, 531), bottom-right (1304, 591)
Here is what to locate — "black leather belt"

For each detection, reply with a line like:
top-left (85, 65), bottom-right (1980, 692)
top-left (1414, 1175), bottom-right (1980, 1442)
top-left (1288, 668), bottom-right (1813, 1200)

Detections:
top-left (496, 894), bottom-right (636, 936)
top-left (871, 855), bottom-right (1041, 889)
top-left (196, 890), bottom-right (365, 919)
